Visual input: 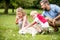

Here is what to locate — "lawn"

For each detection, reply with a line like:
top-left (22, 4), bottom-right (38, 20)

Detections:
top-left (0, 9), bottom-right (60, 40)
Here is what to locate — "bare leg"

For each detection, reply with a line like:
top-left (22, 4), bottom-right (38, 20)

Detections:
top-left (48, 18), bottom-right (58, 32)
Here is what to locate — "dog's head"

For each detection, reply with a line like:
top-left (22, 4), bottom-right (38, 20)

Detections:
top-left (18, 28), bottom-right (27, 35)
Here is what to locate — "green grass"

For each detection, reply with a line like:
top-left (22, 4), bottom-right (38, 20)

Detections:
top-left (0, 9), bottom-right (60, 40)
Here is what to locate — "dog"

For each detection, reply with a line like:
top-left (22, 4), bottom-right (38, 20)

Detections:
top-left (18, 27), bottom-right (38, 36)
top-left (18, 26), bottom-right (52, 36)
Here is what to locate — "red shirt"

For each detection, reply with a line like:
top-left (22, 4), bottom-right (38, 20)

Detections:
top-left (37, 14), bottom-right (47, 23)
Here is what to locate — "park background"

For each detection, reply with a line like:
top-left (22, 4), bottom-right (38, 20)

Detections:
top-left (0, 0), bottom-right (60, 40)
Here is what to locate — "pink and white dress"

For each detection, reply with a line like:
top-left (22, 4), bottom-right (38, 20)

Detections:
top-left (34, 14), bottom-right (49, 30)
top-left (16, 16), bottom-right (29, 29)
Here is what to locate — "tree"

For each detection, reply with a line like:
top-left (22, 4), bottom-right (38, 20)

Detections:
top-left (32, 0), bottom-right (41, 9)
top-left (0, 0), bottom-right (34, 14)
top-left (0, 0), bottom-right (10, 14)
top-left (49, 0), bottom-right (60, 6)
top-left (4, 0), bottom-right (10, 14)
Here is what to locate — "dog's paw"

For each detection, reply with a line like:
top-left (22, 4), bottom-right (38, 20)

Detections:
top-left (18, 30), bottom-right (21, 34)
top-left (32, 33), bottom-right (36, 37)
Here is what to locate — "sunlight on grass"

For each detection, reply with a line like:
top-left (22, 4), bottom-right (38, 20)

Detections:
top-left (0, 9), bottom-right (60, 40)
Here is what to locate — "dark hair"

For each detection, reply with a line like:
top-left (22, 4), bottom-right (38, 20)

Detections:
top-left (40, 0), bottom-right (49, 5)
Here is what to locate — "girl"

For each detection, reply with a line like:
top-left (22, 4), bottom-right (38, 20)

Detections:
top-left (25, 11), bottom-right (49, 33)
top-left (15, 7), bottom-right (29, 29)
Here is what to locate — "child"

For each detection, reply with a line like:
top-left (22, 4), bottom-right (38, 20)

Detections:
top-left (15, 7), bottom-right (29, 29)
top-left (25, 11), bottom-right (49, 33)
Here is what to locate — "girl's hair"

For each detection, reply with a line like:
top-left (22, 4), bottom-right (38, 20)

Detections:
top-left (16, 7), bottom-right (26, 16)
top-left (30, 10), bottom-right (38, 16)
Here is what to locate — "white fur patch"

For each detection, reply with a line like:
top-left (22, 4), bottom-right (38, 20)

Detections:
top-left (18, 27), bottom-right (38, 36)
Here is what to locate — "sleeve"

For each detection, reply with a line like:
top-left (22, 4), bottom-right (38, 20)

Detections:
top-left (33, 17), bottom-right (38, 22)
top-left (55, 5), bottom-right (60, 13)
top-left (42, 11), bottom-right (46, 17)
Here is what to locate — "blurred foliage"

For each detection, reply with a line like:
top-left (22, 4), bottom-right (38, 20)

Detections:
top-left (0, 0), bottom-right (41, 9)
top-left (49, 0), bottom-right (60, 6)
top-left (0, 0), bottom-right (60, 14)
top-left (0, 0), bottom-right (60, 9)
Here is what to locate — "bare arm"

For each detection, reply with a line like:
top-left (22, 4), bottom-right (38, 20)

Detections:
top-left (22, 15), bottom-right (27, 28)
top-left (25, 21), bottom-right (37, 29)
top-left (54, 13), bottom-right (60, 20)
top-left (15, 16), bottom-right (18, 24)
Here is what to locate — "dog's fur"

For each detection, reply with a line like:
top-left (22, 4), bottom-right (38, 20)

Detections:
top-left (18, 27), bottom-right (38, 36)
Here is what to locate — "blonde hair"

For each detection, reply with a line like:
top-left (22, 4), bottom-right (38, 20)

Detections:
top-left (30, 10), bottom-right (38, 16)
top-left (16, 7), bottom-right (26, 16)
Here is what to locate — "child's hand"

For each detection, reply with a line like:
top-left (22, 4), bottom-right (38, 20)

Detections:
top-left (16, 22), bottom-right (18, 24)
top-left (24, 26), bottom-right (29, 29)
top-left (22, 27), bottom-right (26, 31)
